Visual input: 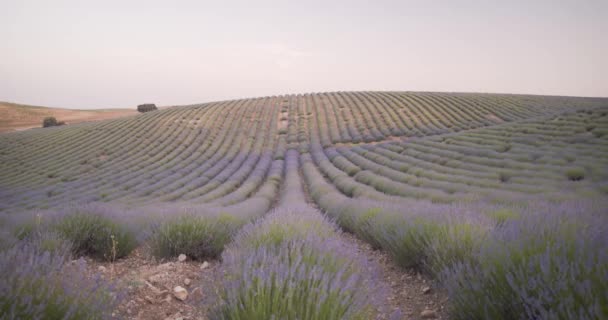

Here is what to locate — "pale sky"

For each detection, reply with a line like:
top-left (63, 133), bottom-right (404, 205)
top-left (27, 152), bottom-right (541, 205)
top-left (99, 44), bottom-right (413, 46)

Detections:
top-left (1, 0), bottom-right (607, 109)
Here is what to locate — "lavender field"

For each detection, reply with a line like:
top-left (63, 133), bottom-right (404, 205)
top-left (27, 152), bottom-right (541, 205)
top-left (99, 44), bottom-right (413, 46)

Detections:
top-left (1, 92), bottom-right (607, 319)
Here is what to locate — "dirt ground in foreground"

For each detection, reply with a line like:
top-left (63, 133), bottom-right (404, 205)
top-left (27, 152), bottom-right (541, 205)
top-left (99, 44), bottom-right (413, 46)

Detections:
top-left (85, 239), bottom-right (447, 320)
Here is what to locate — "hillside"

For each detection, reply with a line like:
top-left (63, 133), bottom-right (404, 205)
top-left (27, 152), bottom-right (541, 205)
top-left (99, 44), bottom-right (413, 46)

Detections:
top-left (1, 91), bottom-right (608, 320)
top-left (0, 101), bottom-right (137, 133)
top-left (1, 92), bottom-right (606, 212)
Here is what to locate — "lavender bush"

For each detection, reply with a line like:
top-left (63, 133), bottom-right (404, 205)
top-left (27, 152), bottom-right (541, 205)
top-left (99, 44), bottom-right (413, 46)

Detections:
top-left (51, 205), bottom-right (138, 260)
top-left (333, 199), bottom-right (491, 276)
top-left (442, 205), bottom-right (608, 320)
top-left (0, 241), bottom-right (119, 320)
top-left (211, 207), bottom-right (385, 320)
top-left (148, 212), bottom-right (241, 260)
top-left (11, 204), bottom-right (138, 261)
top-left (232, 206), bottom-right (336, 249)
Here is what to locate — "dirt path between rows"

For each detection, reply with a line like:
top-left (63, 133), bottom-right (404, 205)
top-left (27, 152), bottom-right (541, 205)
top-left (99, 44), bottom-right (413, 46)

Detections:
top-left (338, 231), bottom-right (448, 319)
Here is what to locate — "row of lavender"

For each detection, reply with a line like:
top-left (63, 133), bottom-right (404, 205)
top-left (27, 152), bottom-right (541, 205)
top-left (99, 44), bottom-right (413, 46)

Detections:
top-left (302, 150), bottom-right (608, 319)
top-left (207, 149), bottom-right (390, 319)
top-left (0, 148), bottom-right (283, 318)
top-left (0, 96), bottom-right (282, 212)
top-left (314, 108), bottom-right (608, 204)
top-left (211, 205), bottom-right (389, 319)
top-left (297, 92), bottom-right (604, 148)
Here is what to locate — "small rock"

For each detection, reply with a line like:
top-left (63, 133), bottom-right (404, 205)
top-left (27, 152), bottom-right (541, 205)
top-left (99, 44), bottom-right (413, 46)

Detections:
top-left (421, 308), bottom-right (437, 319)
top-left (144, 296), bottom-right (155, 304)
top-left (422, 286), bottom-right (432, 294)
top-left (184, 278), bottom-right (191, 286)
top-left (173, 286), bottom-right (188, 301)
top-left (201, 261), bottom-right (210, 269)
top-left (98, 266), bottom-right (107, 272)
top-left (178, 254), bottom-right (187, 262)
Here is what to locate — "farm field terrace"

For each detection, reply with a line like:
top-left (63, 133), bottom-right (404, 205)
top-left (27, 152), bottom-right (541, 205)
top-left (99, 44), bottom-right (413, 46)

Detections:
top-left (1, 91), bottom-right (607, 320)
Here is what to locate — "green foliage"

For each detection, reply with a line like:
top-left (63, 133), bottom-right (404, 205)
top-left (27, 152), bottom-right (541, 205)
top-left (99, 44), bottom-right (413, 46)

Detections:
top-left (375, 215), bottom-right (441, 270)
top-left (237, 217), bottom-right (334, 251)
top-left (566, 167), bottom-right (585, 181)
top-left (484, 208), bottom-right (520, 226)
top-left (1, 242), bottom-right (119, 320)
top-left (426, 222), bottom-right (487, 276)
top-left (212, 208), bottom-right (378, 320)
top-left (444, 215), bottom-right (606, 320)
top-left (495, 143), bottom-right (511, 153)
top-left (149, 214), bottom-right (239, 260)
top-left (52, 211), bottom-right (137, 261)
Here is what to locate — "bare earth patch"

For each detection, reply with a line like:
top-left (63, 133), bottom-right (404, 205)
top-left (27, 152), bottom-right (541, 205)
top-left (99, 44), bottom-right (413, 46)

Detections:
top-left (85, 248), bottom-right (221, 320)
top-left (83, 235), bottom-right (446, 320)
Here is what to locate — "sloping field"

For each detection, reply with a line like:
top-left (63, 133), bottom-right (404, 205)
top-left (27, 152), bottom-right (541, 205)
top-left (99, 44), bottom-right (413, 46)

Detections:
top-left (1, 92), bottom-right (606, 211)
top-left (0, 101), bottom-right (137, 133)
top-left (1, 92), bottom-right (607, 319)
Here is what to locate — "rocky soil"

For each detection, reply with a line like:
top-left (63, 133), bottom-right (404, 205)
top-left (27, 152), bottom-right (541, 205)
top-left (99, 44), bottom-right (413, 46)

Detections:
top-left (84, 238), bottom-right (447, 320)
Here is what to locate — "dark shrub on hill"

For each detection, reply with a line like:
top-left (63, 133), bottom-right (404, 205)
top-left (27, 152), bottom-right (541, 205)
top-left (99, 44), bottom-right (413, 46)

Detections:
top-left (42, 117), bottom-right (65, 128)
top-left (137, 103), bottom-right (158, 113)
top-left (566, 167), bottom-right (585, 181)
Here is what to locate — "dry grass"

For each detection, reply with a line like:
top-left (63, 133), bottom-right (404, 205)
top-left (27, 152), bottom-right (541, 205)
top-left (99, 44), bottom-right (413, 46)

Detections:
top-left (0, 101), bottom-right (137, 133)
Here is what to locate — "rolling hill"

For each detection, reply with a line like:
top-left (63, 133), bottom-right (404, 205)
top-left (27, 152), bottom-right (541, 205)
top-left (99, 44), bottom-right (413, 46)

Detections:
top-left (0, 92), bottom-right (606, 212)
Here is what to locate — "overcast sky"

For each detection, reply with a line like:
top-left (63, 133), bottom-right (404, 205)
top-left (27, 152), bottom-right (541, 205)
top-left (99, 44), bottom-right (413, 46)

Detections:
top-left (1, 0), bottom-right (607, 109)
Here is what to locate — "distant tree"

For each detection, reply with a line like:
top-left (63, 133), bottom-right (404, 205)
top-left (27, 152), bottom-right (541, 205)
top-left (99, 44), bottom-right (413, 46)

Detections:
top-left (137, 104), bottom-right (158, 113)
top-left (42, 117), bottom-right (65, 128)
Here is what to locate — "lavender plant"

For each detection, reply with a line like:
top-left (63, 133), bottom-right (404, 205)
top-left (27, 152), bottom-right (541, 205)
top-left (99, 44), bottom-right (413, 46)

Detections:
top-left (10, 205), bottom-right (138, 261)
top-left (211, 207), bottom-right (386, 320)
top-left (442, 205), bottom-right (608, 320)
top-left (232, 206), bottom-right (335, 249)
top-left (214, 237), bottom-right (375, 320)
top-left (148, 212), bottom-right (241, 260)
top-left (50, 205), bottom-right (138, 260)
top-left (0, 241), bottom-right (120, 320)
